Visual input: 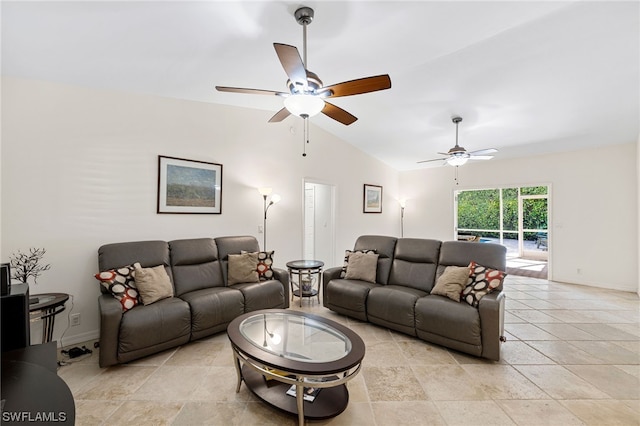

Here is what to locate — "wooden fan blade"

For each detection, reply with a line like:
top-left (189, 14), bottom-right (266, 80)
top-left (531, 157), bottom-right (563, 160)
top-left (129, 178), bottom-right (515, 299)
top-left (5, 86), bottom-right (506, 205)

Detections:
top-left (273, 43), bottom-right (307, 86)
top-left (215, 86), bottom-right (287, 97)
top-left (320, 74), bottom-right (391, 98)
top-left (268, 107), bottom-right (291, 123)
top-left (417, 158), bottom-right (447, 164)
top-left (468, 148), bottom-right (497, 156)
top-left (469, 155), bottom-right (494, 160)
top-left (322, 102), bottom-right (358, 125)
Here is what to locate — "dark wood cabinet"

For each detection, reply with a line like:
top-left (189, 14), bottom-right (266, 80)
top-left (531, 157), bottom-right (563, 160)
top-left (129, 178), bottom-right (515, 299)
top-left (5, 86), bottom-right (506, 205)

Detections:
top-left (1, 283), bottom-right (31, 352)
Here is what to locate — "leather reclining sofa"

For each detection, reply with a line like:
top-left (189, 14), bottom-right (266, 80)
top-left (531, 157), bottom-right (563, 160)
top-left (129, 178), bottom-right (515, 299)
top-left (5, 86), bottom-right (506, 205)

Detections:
top-left (323, 235), bottom-right (507, 361)
top-left (97, 236), bottom-right (289, 367)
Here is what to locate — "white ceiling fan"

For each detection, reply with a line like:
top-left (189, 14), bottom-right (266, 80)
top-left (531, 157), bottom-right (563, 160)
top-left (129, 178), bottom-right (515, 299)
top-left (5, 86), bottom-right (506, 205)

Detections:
top-left (417, 117), bottom-right (497, 166)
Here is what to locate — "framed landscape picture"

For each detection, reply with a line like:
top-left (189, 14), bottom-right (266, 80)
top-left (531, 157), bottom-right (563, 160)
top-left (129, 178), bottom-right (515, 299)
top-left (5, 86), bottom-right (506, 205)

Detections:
top-left (157, 156), bottom-right (222, 214)
top-left (363, 184), bottom-right (383, 213)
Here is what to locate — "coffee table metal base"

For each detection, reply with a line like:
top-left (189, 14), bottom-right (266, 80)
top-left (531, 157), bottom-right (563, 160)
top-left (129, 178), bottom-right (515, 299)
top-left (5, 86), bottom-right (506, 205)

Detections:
top-left (241, 366), bottom-right (349, 420)
top-left (231, 348), bottom-right (359, 425)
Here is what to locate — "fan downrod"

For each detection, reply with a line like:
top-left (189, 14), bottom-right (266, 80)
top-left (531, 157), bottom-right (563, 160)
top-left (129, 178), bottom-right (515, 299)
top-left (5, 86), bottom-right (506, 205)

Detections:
top-left (294, 7), bottom-right (314, 25)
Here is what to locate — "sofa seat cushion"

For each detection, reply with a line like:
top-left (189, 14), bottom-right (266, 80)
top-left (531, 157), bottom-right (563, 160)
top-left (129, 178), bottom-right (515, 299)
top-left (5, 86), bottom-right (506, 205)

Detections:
top-left (232, 280), bottom-right (285, 312)
top-left (325, 279), bottom-right (379, 321)
top-left (367, 285), bottom-right (427, 335)
top-left (414, 295), bottom-right (481, 346)
top-left (180, 287), bottom-right (244, 335)
top-left (118, 297), bottom-right (190, 354)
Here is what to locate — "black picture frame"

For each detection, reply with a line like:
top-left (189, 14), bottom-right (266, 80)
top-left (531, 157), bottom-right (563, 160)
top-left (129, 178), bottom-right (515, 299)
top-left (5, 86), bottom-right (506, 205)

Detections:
top-left (157, 155), bottom-right (222, 214)
top-left (363, 184), bottom-right (383, 213)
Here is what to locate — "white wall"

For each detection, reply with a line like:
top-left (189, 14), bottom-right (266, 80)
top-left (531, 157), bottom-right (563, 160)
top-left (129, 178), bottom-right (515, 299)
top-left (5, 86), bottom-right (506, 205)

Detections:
top-left (1, 77), bottom-right (400, 345)
top-left (3, 77), bottom-right (636, 347)
top-left (401, 144), bottom-right (638, 293)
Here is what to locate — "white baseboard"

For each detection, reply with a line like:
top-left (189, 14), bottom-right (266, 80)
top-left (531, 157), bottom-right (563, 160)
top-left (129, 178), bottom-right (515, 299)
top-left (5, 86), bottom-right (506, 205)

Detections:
top-left (30, 328), bottom-right (100, 348)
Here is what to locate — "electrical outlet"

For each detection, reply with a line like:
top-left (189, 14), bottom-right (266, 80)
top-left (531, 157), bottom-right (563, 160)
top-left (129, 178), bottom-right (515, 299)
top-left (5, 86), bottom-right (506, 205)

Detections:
top-left (258, 225), bottom-right (264, 234)
top-left (70, 313), bottom-right (81, 327)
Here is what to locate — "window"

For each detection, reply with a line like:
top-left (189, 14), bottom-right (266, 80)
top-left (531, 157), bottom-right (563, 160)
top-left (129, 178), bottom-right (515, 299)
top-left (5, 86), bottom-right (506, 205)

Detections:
top-left (456, 186), bottom-right (548, 260)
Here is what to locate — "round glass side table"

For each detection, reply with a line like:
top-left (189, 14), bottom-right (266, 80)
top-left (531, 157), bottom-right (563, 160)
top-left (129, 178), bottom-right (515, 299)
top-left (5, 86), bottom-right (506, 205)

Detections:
top-left (286, 260), bottom-right (324, 307)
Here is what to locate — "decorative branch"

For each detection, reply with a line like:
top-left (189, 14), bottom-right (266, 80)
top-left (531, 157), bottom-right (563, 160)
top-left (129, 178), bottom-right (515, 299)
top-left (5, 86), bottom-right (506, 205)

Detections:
top-left (9, 248), bottom-right (51, 284)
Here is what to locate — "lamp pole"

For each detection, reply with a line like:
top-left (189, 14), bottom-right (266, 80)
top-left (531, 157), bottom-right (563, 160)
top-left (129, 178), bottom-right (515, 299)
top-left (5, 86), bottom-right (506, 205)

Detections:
top-left (259, 188), bottom-right (280, 251)
top-left (399, 199), bottom-right (406, 238)
top-left (263, 195), bottom-right (271, 250)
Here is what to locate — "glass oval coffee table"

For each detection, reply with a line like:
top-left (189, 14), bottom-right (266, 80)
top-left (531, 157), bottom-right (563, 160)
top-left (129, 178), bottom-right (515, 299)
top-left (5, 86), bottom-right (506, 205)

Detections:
top-left (227, 309), bottom-right (365, 426)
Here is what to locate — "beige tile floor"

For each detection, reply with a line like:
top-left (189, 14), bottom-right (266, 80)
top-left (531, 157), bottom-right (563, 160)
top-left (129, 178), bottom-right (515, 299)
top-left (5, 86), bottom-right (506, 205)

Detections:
top-left (58, 276), bottom-right (640, 425)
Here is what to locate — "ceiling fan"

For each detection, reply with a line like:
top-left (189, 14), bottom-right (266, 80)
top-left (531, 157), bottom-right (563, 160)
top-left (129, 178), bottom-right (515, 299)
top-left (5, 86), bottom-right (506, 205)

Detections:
top-left (417, 117), bottom-right (497, 166)
top-left (215, 6), bottom-right (392, 126)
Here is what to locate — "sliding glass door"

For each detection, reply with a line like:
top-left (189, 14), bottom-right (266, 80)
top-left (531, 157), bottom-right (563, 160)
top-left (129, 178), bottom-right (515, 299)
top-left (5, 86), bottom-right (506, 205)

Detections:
top-left (455, 185), bottom-right (549, 259)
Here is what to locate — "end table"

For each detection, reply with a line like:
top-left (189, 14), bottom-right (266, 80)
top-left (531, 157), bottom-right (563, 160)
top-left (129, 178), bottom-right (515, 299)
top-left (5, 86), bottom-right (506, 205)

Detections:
top-left (286, 260), bottom-right (324, 307)
top-left (29, 293), bottom-right (69, 344)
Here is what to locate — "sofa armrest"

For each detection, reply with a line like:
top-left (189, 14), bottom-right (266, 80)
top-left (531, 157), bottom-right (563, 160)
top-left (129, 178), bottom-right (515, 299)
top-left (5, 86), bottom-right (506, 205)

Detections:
top-left (478, 290), bottom-right (505, 361)
top-left (98, 294), bottom-right (123, 368)
top-left (322, 267), bottom-right (343, 307)
top-left (272, 267), bottom-right (290, 308)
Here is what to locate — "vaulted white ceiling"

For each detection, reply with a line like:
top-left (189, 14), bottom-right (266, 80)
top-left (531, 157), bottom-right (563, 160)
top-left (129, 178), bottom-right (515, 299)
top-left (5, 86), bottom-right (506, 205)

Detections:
top-left (2, 1), bottom-right (638, 170)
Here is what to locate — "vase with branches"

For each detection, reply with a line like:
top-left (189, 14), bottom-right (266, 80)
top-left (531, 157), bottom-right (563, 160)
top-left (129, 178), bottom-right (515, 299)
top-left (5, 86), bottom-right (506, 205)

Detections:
top-left (9, 248), bottom-right (51, 284)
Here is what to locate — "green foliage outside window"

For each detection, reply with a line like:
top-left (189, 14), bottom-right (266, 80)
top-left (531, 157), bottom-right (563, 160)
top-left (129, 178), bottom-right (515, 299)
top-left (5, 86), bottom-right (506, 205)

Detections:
top-left (457, 186), bottom-right (547, 241)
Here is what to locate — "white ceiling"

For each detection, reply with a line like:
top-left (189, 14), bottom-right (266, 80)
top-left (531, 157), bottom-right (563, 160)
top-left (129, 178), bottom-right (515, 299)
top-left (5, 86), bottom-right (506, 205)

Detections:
top-left (2, 1), bottom-right (639, 170)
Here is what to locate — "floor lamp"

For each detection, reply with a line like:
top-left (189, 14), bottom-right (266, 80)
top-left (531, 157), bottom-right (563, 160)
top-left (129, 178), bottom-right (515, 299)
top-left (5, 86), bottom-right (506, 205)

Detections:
top-left (258, 188), bottom-right (281, 250)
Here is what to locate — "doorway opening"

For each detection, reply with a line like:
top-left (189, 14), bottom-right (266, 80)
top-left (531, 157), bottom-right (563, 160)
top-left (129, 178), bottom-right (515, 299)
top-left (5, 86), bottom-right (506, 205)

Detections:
top-left (303, 180), bottom-right (335, 267)
top-left (455, 185), bottom-right (549, 279)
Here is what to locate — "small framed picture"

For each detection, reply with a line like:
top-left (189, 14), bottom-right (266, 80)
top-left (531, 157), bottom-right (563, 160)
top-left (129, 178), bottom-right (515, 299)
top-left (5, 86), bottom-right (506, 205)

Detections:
top-left (157, 156), bottom-right (222, 214)
top-left (363, 184), bottom-right (383, 213)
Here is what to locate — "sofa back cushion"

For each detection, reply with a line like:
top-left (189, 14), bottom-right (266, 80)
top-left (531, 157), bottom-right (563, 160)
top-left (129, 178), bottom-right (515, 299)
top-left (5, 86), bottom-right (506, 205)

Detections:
top-left (438, 241), bottom-right (507, 290)
top-left (169, 238), bottom-right (224, 296)
top-left (353, 235), bottom-right (397, 285)
top-left (389, 238), bottom-right (441, 292)
top-left (214, 236), bottom-right (261, 285)
top-left (98, 240), bottom-right (172, 295)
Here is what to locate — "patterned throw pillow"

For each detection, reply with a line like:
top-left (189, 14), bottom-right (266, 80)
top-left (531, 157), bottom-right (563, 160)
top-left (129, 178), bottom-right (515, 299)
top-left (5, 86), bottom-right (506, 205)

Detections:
top-left (241, 250), bottom-right (274, 281)
top-left (340, 249), bottom-right (377, 278)
top-left (461, 261), bottom-right (507, 307)
top-left (256, 250), bottom-right (275, 281)
top-left (94, 263), bottom-right (141, 312)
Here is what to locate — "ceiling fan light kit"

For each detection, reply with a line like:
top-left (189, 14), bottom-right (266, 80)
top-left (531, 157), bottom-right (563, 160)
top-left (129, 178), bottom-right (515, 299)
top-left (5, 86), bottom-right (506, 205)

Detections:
top-left (447, 156), bottom-right (469, 167)
top-left (283, 94), bottom-right (324, 118)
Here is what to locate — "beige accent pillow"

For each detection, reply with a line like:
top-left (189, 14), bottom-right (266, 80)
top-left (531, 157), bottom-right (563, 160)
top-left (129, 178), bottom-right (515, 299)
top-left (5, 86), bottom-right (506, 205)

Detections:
top-left (134, 264), bottom-right (174, 305)
top-left (228, 252), bottom-right (260, 285)
top-left (344, 251), bottom-right (379, 283)
top-left (430, 266), bottom-right (471, 302)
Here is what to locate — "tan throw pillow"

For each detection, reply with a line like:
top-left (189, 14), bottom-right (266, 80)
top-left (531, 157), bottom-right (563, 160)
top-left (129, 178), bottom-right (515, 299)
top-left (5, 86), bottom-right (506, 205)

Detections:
top-left (344, 251), bottom-right (379, 283)
top-left (134, 264), bottom-right (174, 305)
top-left (228, 252), bottom-right (260, 285)
top-left (430, 265), bottom-right (470, 302)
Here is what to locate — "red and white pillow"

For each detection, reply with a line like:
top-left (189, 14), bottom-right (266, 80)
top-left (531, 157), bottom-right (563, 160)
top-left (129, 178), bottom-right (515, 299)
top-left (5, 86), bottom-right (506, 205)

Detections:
top-left (461, 261), bottom-right (506, 307)
top-left (256, 251), bottom-right (275, 281)
top-left (95, 263), bottom-right (140, 312)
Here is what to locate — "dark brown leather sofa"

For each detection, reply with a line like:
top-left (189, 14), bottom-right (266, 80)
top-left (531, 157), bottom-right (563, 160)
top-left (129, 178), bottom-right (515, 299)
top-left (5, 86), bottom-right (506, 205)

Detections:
top-left (323, 235), bottom-right (507, 361)
top-left (96, 236), bottom-right (289, 367)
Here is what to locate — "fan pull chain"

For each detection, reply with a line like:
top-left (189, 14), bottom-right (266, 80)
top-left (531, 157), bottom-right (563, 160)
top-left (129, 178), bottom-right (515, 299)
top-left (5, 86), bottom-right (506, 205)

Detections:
top-left (455, 166), bottom-right (459, 185)
top-left (302, 116), bottom-right (309, 157)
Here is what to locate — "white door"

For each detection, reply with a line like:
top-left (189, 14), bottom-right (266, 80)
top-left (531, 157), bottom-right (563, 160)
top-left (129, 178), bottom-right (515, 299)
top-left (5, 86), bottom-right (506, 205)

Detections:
top-left (303, 181), bottom-right (335, 266)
